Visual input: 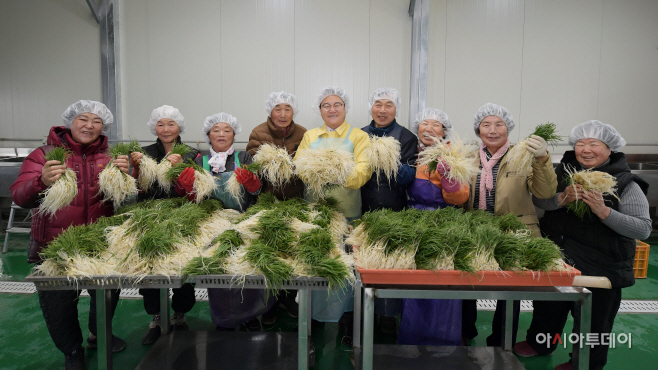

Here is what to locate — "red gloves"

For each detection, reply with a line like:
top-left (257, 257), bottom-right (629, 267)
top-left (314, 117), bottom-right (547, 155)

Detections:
top-left (235, 168), bottom-right (261, 193)
top-left (177, 167), bottom-right (196, 195)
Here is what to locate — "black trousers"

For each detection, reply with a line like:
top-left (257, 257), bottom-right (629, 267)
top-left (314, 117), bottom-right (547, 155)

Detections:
top-left (38, 289), bottom-right (120, 355)
top-left (140, 283), bottom-right (196, 316)
top-left (461, 299), bottom-right (520, 346)
top-left (525, 287), bottom-right (622, 370)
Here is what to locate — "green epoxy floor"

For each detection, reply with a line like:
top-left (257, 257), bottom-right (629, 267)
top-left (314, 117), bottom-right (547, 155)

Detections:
top-left (2, 233), bottom-right (658, 370)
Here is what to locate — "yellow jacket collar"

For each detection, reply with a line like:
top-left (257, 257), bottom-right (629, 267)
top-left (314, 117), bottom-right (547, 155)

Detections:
top-left (320, 121), bottom-right (348, 135)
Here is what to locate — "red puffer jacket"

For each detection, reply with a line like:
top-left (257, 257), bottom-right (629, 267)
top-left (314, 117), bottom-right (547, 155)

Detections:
top-left (11, 126), bottom-right (114, 263)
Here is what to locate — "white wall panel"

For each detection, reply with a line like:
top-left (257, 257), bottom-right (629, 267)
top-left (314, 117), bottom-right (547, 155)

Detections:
top-left (520, 0), bottom-right (602, 147)
top-left (120, 0), bottom-right (223, 144)
top-left (597, 0), bottom-right (658, 153)
top-left (294, 0), bottom-right (371, 131)
top-left (443, 0), bottom-right (526, 141)
top-left (426, 0), bottom-right (448, 115)
top-left (368, 0), bottom-right (412, 128)
top-left (0, 0), bottom-right (101, 148)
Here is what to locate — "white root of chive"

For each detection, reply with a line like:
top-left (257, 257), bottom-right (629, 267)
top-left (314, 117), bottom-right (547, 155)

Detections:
top-left (225, 172), bottom-right (244, 203)
top-left (98, 164), bottom-right (139, 209)
top-left (232, 211), bottom-right (265, 241)
top-left (565, 166), bottom-right (619, 200)
top-left (253, 143), bottom-right (294, 188)
top-left (417, 136), bottom-right (480, 186)
top-left (192, 169), bottom-right (217, 203)
top-left (156, 160), bottom-right (173, 192)
top-left (194, 212), bottom-right (233, 248)
top-left (503, 141), bottom-right (534, 177)
top-left (34, 260), bottom-right (63, 276)
top-left (329, 211), bottom-right (350, 243)
top-left (38, 169), bottom-right (78, 218)
top-left (471, 247), bottom-right (500, 271)
top-left (290, 218), bottom-right (320, 234)
top-left (294, 149), bottom-right (356, 199)
top-left (345, 223), bottom-right (368, 247)
top-left (137, 155), bottom-right (159, 191)
top-left (364, 136), bottom-right (401, 185)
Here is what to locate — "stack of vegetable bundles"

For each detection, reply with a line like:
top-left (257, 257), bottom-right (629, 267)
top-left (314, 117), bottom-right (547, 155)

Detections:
top-left (36, 194), bottom-right (355, 294)
top-left (183, 193), bottom-right (354, 293)
top-left (347, 207), bottom-right (568, 274)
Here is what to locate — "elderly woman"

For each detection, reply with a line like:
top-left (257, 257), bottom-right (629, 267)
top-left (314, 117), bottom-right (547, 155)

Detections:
top-left (11, 100), bottom-right (129, 369)
top-left (407, 107), bottom-right (469, 210)
top-left (129, 105), bottom-right (200, 345)
top-left (131, 105), bottom-right (200, 201)
top-left (178, 112), bottom-right (269, 331)
top-left (246, 91), bottom-right (307, 326)
top-left (514, 121), bottom-right (651, 370)
top-left (462, 103), bottom-right (557, 347)
top-left (246, 91), bottom-right (306, 200)
top-left (397, 107), bottom-right (468, 346)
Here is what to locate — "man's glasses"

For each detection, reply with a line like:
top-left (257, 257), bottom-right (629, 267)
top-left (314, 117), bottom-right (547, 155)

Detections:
top-left (321, 102), bottom-right (344, 110)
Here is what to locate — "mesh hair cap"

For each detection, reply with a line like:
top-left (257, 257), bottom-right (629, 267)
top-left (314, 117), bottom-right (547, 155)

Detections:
top-left (473, 102), bottom-right (515, 135)
top-left (265, 91), bottom-right (299, 118)
top-left (313, 86), bottom-right (350, 114)
top-left (411, 108), bottom-right (452, 138)
top-left (369, 87), bottom-right (401, 117)
top-left (61, 100), bottom-right (113, 135)
top-left (202, 112), bottom-right (240, 144)
top-left (147, 105), bottom-right (185, 136)
top-left (568, 120), bottom-right (626, 151)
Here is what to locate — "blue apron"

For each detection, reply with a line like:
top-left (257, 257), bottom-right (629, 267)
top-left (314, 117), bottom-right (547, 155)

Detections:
top-left (307, 127), bottom-right (358, 321)
top-left (203, 153), bottom-right (243, 211)
top-left (306, 126), bottom-right (362, 220)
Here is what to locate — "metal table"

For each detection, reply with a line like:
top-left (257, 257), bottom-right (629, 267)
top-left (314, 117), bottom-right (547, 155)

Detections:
top-left (139, 275), bottom-right (332, 370)
top-left (352, 272), bottom-right (592, 370)
top-left (26, 273), bottom-right (184, 370)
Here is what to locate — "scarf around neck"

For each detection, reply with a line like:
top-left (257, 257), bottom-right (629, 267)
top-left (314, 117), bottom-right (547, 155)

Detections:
top-left (208, 145), bottom-right (235, 173)
top-left (478, 139), bottom-right (511, 210)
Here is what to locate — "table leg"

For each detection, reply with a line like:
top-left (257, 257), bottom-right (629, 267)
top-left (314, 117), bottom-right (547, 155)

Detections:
top-left (504, 299), bottom-right (513, 351)
top-left (363, 288), bottom-right (374, 370)
top-left (96, 289), bottom-right (113, 370)
top-left (573, 289), bottom-right (592, 370)
top-left (298, 289), bottom-right (309, 370)
top-left (353, 284), bottom-right (362, 370)
top-left (160, 288), bottom-right (170, 335)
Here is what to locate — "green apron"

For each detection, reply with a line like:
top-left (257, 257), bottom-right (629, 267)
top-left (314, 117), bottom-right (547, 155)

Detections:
top-left (306, 126), bottom-right (362, 219)
top-left (203, 152), bottom-right (244, 211)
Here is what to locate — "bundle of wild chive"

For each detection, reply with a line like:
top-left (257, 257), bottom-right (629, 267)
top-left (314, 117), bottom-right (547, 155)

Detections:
top-left (38, 146), bottom-right (78, 218)
top-left (156, 143), bottom-right (192, 191)
top-left (563, 165), bottom-right (618, 219)
top-left (99, 140), bottom-right (139, 208)
top-left (505, 122), bottom-right (562, 177)
top-left (166, 160), bottom-right (216, 203)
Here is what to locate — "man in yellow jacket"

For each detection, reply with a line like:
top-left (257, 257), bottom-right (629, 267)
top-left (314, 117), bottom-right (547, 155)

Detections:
top-left (295, 86), bottom-right (372, 220)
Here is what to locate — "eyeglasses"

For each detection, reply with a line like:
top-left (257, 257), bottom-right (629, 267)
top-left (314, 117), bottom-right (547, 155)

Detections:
top-left (321, 102), bottom-right (344, 110)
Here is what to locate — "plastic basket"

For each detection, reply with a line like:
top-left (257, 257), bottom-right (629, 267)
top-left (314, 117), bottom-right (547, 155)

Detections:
top-left (634, 240), bottom-right (650, 279)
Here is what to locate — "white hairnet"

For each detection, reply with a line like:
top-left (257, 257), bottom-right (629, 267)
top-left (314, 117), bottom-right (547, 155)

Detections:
top-left (146, 105), bottom-right (185, 136)
top-left (473, 103), bottom-right (515, 135)
top-left (312, 86), bottom-right (350, 114)
top-left (568, 120), bottom-right (626, 152)
top-left (411, 108), bottom-right (453, 138)
top-left (202, 112), bottom-right (240, 144)
top-left (369, 87), bottom-right (401, 117)
top-left (61, 100), bottom-right (113, 135)
top-left (265, 91), bottom-right (299, 118)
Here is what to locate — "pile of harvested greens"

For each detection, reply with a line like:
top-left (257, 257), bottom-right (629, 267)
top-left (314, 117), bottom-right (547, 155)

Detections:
top-left (36, 194), bottom-right (354, 294)
top-left (347, 207), bottom-right (568, 274)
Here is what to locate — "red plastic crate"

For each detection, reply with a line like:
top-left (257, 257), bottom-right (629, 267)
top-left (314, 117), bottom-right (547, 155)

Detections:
top-left (357, 265), bottom-right (580, 287)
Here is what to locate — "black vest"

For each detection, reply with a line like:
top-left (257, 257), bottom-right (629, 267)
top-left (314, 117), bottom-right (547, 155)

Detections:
top-left (540, 151), bottom-right (648, 288)
top-left (361, 120), bottom-right (413, 212)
